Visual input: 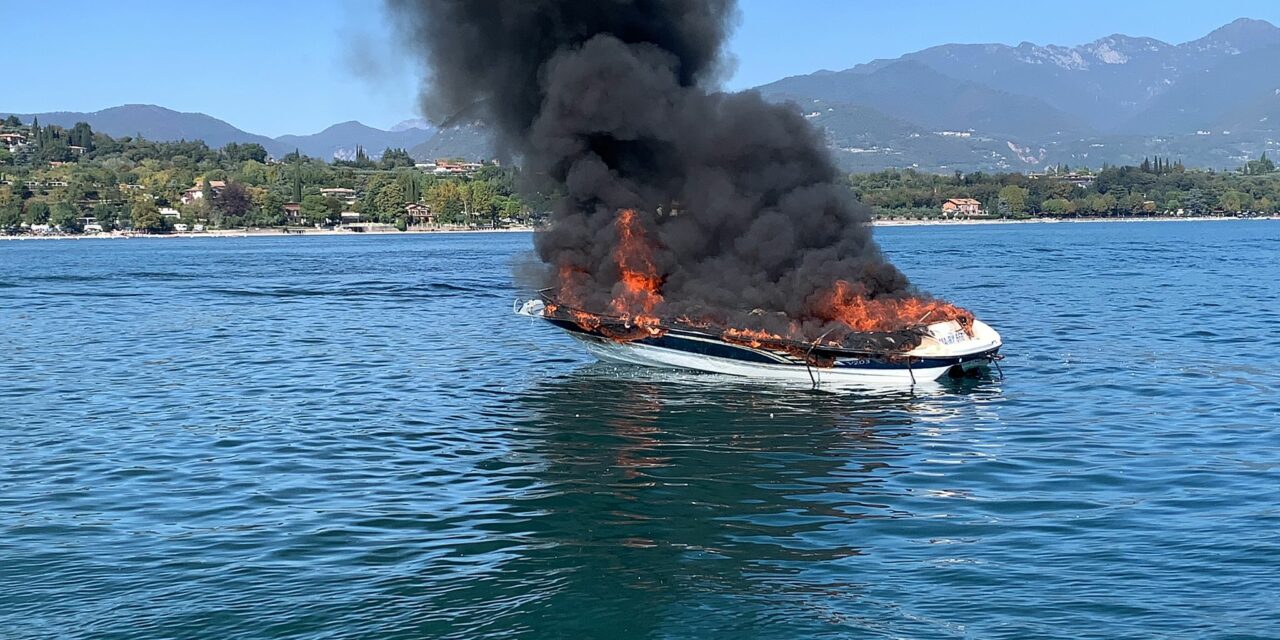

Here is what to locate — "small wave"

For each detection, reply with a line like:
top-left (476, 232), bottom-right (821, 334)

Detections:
top-left (34, 290), bottom-right (145, 298)
top-left (26, 274), bottom-right (114, 283)
top-left (209, 283), bottom-right (490, 299)
top-left (119, 271), bottom-right (207, 281)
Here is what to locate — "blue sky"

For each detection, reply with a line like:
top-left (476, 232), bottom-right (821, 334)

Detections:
top-left (6, 0), bottom-right (1279, 137)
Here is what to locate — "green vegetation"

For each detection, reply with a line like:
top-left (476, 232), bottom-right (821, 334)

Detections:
top-left (0, 118), bottom-right (540, 235)
top-left (852, 158), bottom-right (1280, 219)
top-left (4, 116), bottom-right (1278, 236)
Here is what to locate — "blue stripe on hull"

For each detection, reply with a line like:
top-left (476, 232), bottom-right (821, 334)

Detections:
top-left (642, 334), bottom-right (789, 364)
top-left (830, 352), bottom-right (997, 370)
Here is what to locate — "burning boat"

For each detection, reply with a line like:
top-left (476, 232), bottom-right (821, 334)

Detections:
top-left (394, 1), bottom-right (1003, 385)
top-left (517, 209), bottom-right (1001, 386)
top-left (516, 294), bottom-right (1001, 386)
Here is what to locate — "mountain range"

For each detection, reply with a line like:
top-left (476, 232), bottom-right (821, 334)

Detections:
top-left (6, 19), bottom-right (1280, 172)
top-left (0, 105), bottom-right (436, 161)
top-left (757, 18), bottom-right (1280, 171)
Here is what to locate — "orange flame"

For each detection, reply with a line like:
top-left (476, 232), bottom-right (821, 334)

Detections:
top-left (609, 209), bottom-right (664, 330)
top-left (552, 263), bottom-right (603, 330)
top-left (720, 325), bottom-right (827, 360)
top-left (721, 327), bottom-right (784, 349)
top-left (547, 211), bottom-right (975, 348)
top-left (818, 280), bottom-right (974, 334)
top-left (547, 210), bottom-right (665, 340)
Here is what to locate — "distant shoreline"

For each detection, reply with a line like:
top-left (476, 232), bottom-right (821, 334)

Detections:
top-left (2, 215), bottom-right (1277, 241)
top-left (0, 226), bottom-right (538, 241)
top-left (869, 215), bottom-right (1280, 227)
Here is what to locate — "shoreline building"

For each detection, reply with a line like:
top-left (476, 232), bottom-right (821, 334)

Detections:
top-left (942, 198), bottom-right (984, 217)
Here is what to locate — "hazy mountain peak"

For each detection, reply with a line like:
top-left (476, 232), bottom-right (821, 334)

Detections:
top-left (391, 118), bottom-right (433, 131)
top-left (747, 18), bottom-right (1280, 172)
top-left (1085, 34), bottom-right (1172, 57)
top-left (275, 120), bottom-right (435, 159)
top-left (2, 104), bottom-right (281, 151)
top-left (1080, 36), bottom-right (1152, 65)
top-left (1185, 18), bottom-right (1280, 54)
top-left (1015, 43), bottom-right (1090, 70)
top-left (1204, 18), bottom-right (1278, 38)
top-left (8, 18), bottom-right (1279, 174)
top-left (319, 121), bottom-right (380, 133)
top-left (1005, 35), bottom-right (1173, 70)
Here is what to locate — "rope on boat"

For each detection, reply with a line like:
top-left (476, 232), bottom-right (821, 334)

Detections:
top-left (804, 328), bottom-right (838, 390)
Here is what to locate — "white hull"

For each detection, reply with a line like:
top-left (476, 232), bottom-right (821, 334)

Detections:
top-left (570, 331), bottom-right (991, 386)
top-left (516, 299), bottom-right (1002, 387)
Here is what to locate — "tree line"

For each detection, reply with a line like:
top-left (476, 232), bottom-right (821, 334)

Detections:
top-left (5, 116), bottom-right (1279, 234)
top-left (0, 118), bottom-right (542, 234)
top-left (851, 157), bottom-right (1280, 219)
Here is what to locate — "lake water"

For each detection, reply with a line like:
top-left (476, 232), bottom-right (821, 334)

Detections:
top-left (2, 222), bottom-right (1278, 639)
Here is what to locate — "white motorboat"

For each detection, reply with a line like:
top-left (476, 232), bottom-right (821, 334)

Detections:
top-left (516, 297), bottom-right (1002, 386)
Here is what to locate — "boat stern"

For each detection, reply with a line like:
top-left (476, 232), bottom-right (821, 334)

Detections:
top-left (907, 318), bottom-right (1003, 373)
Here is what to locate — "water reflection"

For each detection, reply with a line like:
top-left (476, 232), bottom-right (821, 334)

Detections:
top-left (424, 367), bottom-right (1003, 638)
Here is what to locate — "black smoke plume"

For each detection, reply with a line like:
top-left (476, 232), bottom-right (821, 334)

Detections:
top-left (386, 0), bottom-right (922, 338)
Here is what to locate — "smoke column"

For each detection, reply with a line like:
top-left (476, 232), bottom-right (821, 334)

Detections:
top-left (386, 0), bottom-right (926, 339)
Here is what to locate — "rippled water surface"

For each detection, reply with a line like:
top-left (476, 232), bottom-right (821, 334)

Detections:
top-left (3, 222), bottom-right (1279, 639)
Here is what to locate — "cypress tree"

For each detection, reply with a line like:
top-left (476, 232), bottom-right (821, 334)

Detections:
top-left (290, 148), bottom-right (303, 203)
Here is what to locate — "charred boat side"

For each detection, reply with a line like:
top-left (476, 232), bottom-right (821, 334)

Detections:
top-left (515, 298), bottom-right (1002, 386)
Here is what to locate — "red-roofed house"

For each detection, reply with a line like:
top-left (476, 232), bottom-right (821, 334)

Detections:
top-left (941, 198), bottom-right (983, 217)
top-left (181, 180), bottom-right (226, 205)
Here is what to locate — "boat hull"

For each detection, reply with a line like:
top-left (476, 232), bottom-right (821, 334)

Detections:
top-left (520, 304), bottom-right (1003, 386)
top-left (570, 332), bottom-right (994, 384)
